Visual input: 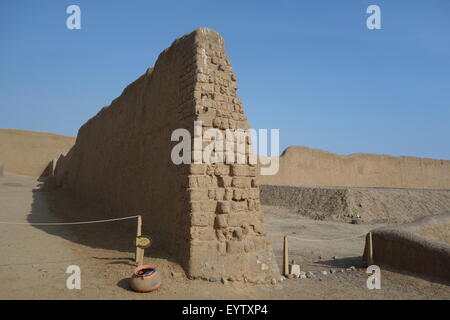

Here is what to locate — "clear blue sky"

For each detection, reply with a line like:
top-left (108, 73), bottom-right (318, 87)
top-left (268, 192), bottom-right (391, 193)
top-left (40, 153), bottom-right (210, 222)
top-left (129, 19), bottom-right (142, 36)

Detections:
top-left (1, 0), bottom-right (449, 159)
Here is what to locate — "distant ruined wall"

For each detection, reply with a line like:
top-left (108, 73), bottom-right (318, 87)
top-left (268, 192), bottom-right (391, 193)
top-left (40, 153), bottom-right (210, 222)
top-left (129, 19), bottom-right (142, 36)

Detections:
top-left (0, 129), bottom-right (75, 176)
top-left (259, 146), bottom-right (450, 190)
top-left (55, 28), bottom-right (280, 283)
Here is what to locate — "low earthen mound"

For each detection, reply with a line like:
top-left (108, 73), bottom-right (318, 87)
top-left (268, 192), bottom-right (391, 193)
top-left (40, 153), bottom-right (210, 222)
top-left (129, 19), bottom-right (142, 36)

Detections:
top-left (364, 212), bottom-right (450, 281)
top-left (261, 185), bottom-right (450, 224)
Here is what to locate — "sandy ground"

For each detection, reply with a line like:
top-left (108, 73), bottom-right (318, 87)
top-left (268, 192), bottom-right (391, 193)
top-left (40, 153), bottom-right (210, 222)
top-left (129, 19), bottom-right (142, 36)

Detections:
top-left (0, 173), bottom-right (449, 299)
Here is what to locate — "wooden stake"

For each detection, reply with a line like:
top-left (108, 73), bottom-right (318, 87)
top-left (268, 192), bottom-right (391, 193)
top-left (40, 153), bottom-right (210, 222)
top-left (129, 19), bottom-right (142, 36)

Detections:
top-left (283, 236), bottom-right (289, 276)
top-left (367, 231), bottom-right (374, 266)
top-left (135, 215), bottom-right (143, 266)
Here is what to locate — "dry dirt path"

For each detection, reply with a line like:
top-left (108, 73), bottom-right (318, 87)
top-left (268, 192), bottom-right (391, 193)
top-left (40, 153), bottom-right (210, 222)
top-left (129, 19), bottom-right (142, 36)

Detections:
top-left (0, 174), bottom-right (448, 299)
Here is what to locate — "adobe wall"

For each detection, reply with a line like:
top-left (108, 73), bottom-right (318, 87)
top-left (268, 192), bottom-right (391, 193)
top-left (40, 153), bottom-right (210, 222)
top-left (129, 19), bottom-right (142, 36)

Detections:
top-left (259, 146), bottom-right (450, 190)
top-left (0, 129), bottom-right (75, 176)
top-left (55, 28), bottom-right (280, 283)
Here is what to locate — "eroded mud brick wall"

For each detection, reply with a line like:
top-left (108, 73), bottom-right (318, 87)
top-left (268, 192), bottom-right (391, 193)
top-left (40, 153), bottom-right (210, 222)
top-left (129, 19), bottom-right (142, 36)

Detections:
top-left (55, 28), bottom-right (280, 283)
top-left (259, 146), bottom-right (450, 190)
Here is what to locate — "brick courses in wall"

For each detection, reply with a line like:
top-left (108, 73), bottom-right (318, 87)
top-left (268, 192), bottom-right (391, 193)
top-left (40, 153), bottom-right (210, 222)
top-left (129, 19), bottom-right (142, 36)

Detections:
top-left (54, 28), bottom-right (280, 283)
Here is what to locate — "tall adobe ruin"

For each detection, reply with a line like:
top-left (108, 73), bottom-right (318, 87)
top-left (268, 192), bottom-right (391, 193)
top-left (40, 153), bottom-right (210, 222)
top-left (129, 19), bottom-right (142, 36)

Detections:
top-left (55, 28), bottom-right (280, 283)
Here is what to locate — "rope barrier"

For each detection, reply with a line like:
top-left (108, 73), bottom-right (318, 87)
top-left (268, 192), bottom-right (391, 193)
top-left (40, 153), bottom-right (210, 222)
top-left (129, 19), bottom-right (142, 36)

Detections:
top-left (0, 215), bottom-right (140, 226)
top-left (287, 232), bottom-right (367, 242)
top-left (0, 214), bottom-right (145, 265)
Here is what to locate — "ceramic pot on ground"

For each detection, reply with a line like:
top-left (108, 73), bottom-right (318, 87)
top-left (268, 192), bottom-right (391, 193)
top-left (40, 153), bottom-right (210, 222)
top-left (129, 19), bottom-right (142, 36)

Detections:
top-left (129, 265), bottom-right (161, 292)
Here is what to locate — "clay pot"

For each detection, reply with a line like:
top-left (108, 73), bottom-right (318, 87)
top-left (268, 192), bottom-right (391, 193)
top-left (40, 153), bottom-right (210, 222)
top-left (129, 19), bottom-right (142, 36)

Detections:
top-left (129, 265), bottom-right (161, 293)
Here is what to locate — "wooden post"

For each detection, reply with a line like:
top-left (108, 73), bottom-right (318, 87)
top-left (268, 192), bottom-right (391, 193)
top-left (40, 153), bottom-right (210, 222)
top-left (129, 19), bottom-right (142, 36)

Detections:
top-left (135, 215), bottom-right (143, 266)
top-left (367, 231), bottom-right (374, 266)
top-left (283, 236), bottom-right (289, 276)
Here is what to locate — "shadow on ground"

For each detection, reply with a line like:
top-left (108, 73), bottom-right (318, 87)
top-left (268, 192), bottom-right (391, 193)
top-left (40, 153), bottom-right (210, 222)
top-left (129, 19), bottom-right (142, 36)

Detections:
top-left (28, 178), bottom-right (178, 266)
top-left (319, 256), bottom-right (366, 268)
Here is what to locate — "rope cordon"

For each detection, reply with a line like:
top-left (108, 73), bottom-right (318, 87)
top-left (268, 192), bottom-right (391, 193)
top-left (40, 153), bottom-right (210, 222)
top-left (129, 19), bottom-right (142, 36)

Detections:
top-left (287, 232), bottom-right (367, 242)
top-left (0, 215), bottom-right (140, 226)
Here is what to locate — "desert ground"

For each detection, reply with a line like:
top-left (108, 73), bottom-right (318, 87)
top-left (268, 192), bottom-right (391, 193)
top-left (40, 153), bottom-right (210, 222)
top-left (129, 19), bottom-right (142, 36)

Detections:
top-left (1, 173), bottom-right (448, 299)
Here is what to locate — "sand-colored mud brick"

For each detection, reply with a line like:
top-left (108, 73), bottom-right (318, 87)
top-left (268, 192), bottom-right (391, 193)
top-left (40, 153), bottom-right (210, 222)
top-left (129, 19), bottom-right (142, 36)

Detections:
top-left (241, 223), bottom-right (251, 235)
top-left (217, 200), bottom-right (231, 213)
top-left (219, 119), bottom-right (229, 130)
top-left (247, 199), bottom-right (256, 211)
top-left (224, 188), bottom-right (233, 200)
top-left (253, 237), bottom-right (267, 251)
top-left (231, 200), bottom-right (247, 212)
top-left (227, 240), bottom-right (244, 254)
top-left (227, 213), bottom-right (247, 227)
top-left (247, 166), bottom-right (257, 177)
top-left (208, 188), bottom-right (216, 199)
top-left (186, 176), bottom-right (198, 188)
top-left (188, 188), bottom-right (209, 201)
top-left (189, 201), bottom-right (202, 213)
top-left (216, 229), bottom-right (227, 242)
top-left (206, 165), bottom-right (215, 176)
top-left (233, 228), bottom-right (244, 241)
top-left (241, 188), bottom-right (249, 200)
top-left (233, 188), bottom-right (243, 201)
top-left (230, 164), bottom-right (248, 176)
top-left (254, 200), bottom-right (261, 211)
top-left (249, 188), bottom-right (259, 199)
top-left (214, 214), bottom-right (228, 228)
top-left (214, 164), bottom-right (230, 176)
top-left (244, 239), bottom-right (256, 253)
top-left (217, 242), bottom-right (227, 255)
top-left (200, 200), bottom-right (217, 212)
top-left (196, 176), bottom-right (209, 188)
top-left (189, 164), bottom-right (206, 175)
top-left (232, 177), bottom-right (252, 188)
top-left (191, 212), bottom-right (214, 227)
top-left (212, 118), bottom-right (221, 128)
top-left (215, 188), bottom-right (225, 200)
top-left (190, 226), bottom-right (216, 241)
top-left (252, 221), bottom-right (266, 235)
top-left (189, 200), bottom-right (217, 213)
